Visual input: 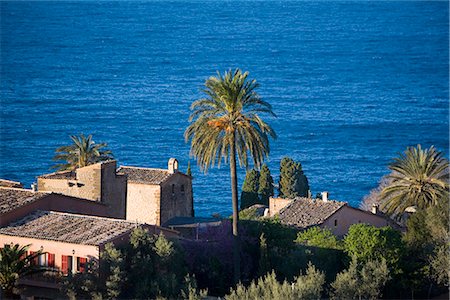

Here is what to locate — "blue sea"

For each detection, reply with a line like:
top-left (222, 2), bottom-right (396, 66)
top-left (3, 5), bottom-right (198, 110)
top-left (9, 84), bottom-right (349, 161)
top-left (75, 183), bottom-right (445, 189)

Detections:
top-left (1, 1), bottom-right (448, 217)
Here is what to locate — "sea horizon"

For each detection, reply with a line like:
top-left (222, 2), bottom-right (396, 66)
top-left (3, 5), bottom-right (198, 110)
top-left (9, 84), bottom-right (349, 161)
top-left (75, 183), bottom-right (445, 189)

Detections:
top-left (1, 0), bottom-right (448, 217)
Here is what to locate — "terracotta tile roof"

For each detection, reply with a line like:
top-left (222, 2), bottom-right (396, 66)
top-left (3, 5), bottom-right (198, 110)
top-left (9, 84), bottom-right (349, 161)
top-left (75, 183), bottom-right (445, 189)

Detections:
top-left (117, 166), bottom-right (172, 185)
top-left (278, 197), bottom-right (346, 229)
top-left (0, 211), bottom-right (141, 246)
top-left (38, 170), bottom-right (76, 180)
top-left (0, 188), bottom-right (49, 214)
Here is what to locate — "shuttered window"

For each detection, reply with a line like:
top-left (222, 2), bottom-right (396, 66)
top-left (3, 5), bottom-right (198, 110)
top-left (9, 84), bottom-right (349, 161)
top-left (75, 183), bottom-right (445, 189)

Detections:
top-left (77, 257), bottom-right (87, 273)
top-left (61, 255), bottom-right (73, 275)
top-left (48, 253), bottom-right (55, 267)
top-left (30, 251), bottom-right (39, 265)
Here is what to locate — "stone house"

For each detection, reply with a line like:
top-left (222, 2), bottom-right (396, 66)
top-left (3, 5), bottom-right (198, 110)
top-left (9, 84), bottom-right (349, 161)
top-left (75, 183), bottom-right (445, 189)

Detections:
top-left (118, 158), bottom-right (194, 226)
top-left (269, 193), bottom-right (401, 236)
top-left (0, 210), bottom-right (178, 299)
top-left (37, 158), bottom-right (193, 226)
top-left (37, 160), bottom-right (127, 219)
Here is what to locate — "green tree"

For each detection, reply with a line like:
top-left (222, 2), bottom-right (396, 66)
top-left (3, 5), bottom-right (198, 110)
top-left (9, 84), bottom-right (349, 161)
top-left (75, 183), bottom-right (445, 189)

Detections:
top-left (226, 264), bottom-right (325, 300)
top-left (279, 157), bottom-right (309, 198)
top-left (0, 244), bottom-right (46, 297)
top-left (258, 164), bottom-right (274, 206)
top-left (381, 145), bottom-right (449, 217)
top-left (344, 224), bottom-right (404, 274)
top-left (295, 227), bottom-right (343, 250)
top-left (101, 243), bottom-right (125, 299)
top-left (331, 258), bottom-right (390, 300)
top-left (185, 69), bottom-right (276, 282)
top-left (53, 134), bottom-right (113, 171)
top-left (240, 169), bottom-right (260, 209)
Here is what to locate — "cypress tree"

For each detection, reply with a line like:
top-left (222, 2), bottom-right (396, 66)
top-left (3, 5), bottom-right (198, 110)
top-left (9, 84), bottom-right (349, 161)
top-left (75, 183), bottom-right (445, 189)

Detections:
top-left (279, 157), bottom-right (310, 198)
top-left (258, 164), bottom-right (274, 206)
top-left (240, 169), bottom-right (260, 209)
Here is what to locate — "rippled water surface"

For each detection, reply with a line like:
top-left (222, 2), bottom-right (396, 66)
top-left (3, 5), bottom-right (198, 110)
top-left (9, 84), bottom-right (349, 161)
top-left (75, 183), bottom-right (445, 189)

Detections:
top-left (1, 1), bottom-right (448, 216)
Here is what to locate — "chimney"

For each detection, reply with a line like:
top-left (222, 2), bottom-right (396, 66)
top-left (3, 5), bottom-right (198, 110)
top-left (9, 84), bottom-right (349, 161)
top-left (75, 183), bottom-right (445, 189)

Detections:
top-left (31, 183), bottom-right (37, 192)
top-left (168, 158), bottom-right (179, 174)
top-left (321, 191), bottom-right (329, 202)
top-left (371, 204), bottom-right (378, 215)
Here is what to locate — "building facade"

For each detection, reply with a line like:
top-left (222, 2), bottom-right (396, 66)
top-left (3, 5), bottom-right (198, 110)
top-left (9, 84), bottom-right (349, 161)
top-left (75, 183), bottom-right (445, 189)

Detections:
top-left (269, 195), bottom-right (401, 236)
top-left (118, 158), bottom-right (194, 226)
top-left (37, 161), bottom-right (127, 219)
top-left (37, 158), bottom-right (194, 226)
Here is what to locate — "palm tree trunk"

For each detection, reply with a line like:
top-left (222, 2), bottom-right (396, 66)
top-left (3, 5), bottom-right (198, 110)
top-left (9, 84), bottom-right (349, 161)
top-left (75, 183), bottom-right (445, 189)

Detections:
top-left (229, 133), bottom-right (240, 283)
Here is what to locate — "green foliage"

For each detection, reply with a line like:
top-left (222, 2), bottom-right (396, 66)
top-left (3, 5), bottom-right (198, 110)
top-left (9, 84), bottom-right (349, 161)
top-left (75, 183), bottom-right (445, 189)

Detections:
top-left (430, 244), bottom-right (449, 286)
top-left (239, 206), bottom-right (261, 220)
top-left (258, 233), bottom-right (270, 277)
top-left (344, 224), bottom-right (404, 274)
top-left (184, 69), bottom-right (277, 172)
top-left (52, 134), bottom-right (113, 171)
top-left (279, 157), bottom-right (310, 198)
top-left (381, 145), bottom-right (449, 217)
top-left (0, 244), bottom-right (47, 297)
top-left (180, 275), bottom-right (208, 300)
top-left (153, 232), bottom-right (174, 259)
top-left (185, 69), bottom-right (277, 282)
top-left (101, 243), bottom-right (125, 299)
top-left (258, 164), bottom-right (274, 206)
top-left (226, 264), bottom-right (325, 300)
top-left (331, 258), bottom-right (390, 300)
top-left (61, 260), bottom-right (100, 299)
top-left (240, 169), bottom-right (261, 209)
top-left (403, 197), bottom-right (449, 294)
top-left (295, 227), bottom-right (343, 250)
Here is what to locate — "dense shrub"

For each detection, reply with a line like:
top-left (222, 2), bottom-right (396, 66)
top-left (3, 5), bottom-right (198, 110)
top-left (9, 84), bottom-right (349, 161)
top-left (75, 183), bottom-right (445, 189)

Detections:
top-left (226, 263), bottom-right (325, 300)
top-left (331, 258), bottom-right (390, 300)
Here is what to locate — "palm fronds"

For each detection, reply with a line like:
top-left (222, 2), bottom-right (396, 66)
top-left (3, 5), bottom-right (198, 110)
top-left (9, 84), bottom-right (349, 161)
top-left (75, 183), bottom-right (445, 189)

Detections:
top-left (52, 134), bottom-right (113, 171)
top-left (381, 145), bottom-right (449, 217)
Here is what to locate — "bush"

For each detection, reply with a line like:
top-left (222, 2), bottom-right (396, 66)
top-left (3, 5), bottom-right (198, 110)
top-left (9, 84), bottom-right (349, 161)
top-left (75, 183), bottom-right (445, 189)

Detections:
top-left (344, 224), bottom-right (404, 274)
top-left (295, 227), bottom-right (343, 250)
top-left (331, 258), bottom-right (390, 300)
top-left (226, 263), bottom-right (325, 300)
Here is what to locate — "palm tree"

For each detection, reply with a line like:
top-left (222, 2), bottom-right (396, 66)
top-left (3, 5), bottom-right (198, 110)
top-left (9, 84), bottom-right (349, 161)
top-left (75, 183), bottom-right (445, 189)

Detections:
top-left (52, 134), bottom-right (113, 171)
top-left (381, 145), bottom-right (449, 217)
top-left (0, 244), bottom-right (45, 297)
top-left (185, 69), bottom-right (276, 282)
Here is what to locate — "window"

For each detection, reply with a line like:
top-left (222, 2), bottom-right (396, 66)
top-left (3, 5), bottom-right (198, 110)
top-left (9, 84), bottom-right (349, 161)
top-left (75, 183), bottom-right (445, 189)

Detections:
top-left (77, 257), bottom-right (87, 273)
top-left (181, 185), bottom-right (185, 194)
top-left (61, 255), bottom-right (73, 275)
top-left (30, 251), bottom-right (39, 265)
top-left (48, 253), bottom-right (55, 267)
top-left (38, 253), bottom-right (47, 266)
top-left (334, 219), bottom-right (338, 227)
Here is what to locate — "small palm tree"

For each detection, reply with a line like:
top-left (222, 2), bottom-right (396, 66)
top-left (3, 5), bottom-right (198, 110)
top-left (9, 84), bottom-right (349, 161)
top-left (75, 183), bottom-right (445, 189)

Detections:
top-left (381, 145), bottom-right (449, 217)
top-left (52, 134), bottom-right (113, 171)
top-left (0, 244), bottom-right (45, 297)
top-left (185, 69), bottom-right (276, 282)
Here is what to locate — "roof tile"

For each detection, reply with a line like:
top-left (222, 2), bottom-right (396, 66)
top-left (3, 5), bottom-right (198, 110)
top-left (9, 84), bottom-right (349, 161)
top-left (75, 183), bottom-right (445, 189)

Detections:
top-left (117, 167), bottom-right (172, 185)
top-left (0, 211), bottom-right (141, 246)
top-left (277, 197), bottom-right (346, 229)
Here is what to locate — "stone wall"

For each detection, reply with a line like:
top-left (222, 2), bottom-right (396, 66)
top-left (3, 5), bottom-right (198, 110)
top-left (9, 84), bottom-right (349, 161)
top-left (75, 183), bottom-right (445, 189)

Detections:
top-left (100, 162), bottom-right (127, 219)
top-left (269, 197), bottom-right (294, 217)
top-left (37, 161), bottom-right (127, 219)
top-left (160, 173), bottom-right (193, 226)
top-left (125, 183), bottom-right (161, 225)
